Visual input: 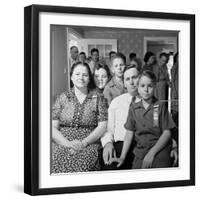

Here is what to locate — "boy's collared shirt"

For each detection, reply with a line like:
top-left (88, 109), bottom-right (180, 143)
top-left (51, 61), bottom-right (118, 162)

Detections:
top-left (124, 98), bottom-right (176, 159)
top-left (103, 77), bottom-right (127, 105)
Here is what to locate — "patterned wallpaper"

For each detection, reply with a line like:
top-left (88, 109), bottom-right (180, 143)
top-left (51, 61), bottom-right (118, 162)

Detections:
top-left (84, 29), bottom-right (178, 63)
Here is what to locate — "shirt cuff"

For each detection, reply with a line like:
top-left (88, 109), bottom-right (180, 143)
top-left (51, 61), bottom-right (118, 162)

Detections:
top-left (100, 132), bottom-right (113, 147)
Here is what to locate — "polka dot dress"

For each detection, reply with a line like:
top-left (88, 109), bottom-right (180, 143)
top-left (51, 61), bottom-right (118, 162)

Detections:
top-left (51, 89), bottom-right (108, 173)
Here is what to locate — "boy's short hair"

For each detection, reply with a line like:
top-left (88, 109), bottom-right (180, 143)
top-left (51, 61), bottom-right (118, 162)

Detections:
top-left (111, 52), bottom-right (126, 66)
top-left (79, 51), bottom-right (86, 56)
top-left (123, 64), bottom-right (141, 74)
top-left (91, 48), bottom-right (99, 55)
top-left (122, 64), bottom-right (141, 82)
top-left (109, 51), bottom-right (116, 59)
top-left (70, 46), bottom-right (78, 51)
top-left (138, 70), bottom-right (157, 85)
top-left (129, 52), bottom-right (136, 60)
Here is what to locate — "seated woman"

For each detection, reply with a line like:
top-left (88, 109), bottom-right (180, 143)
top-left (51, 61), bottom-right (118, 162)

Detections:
top-left (93, 63), bottom-right (111, 94)
top-left (51, 62), bottom-right (108, 173)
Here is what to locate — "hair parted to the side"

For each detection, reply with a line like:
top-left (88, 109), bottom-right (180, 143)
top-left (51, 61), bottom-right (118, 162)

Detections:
top-left (122, 64), bottom-right (141, 82)
top-left (70, 61), bottom-right (95, 90)
top-left (123, 64), bottom-right (141, 74)
top-left (70, 46), bottom-right (78, 51)
top-left (90, 48), bottom-right (99, 55)
top-left (110, 52), bottom-right (126, 66)
top-left (138, 70), bottom-right (157, 85)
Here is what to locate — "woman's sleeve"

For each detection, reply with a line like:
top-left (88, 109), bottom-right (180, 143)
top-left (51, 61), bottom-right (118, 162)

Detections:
top-left (52, 93), bottom-right (65, 120)
top-left (97, 95), bottom-right (108, 122)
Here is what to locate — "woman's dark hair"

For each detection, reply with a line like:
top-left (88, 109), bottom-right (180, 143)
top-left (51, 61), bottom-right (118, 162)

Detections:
top-left (138, 70), bottom-right (157, 85)
top-left (144, 51), bottom-right (155, 63)
top-left (70, 62), bottom-right (95, 90)
top-left (94, 63), bottom-right (112, 81)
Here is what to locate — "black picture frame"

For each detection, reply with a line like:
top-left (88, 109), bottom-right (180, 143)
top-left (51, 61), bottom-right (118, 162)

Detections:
top-left (24, 4), bottom-right (195, 196)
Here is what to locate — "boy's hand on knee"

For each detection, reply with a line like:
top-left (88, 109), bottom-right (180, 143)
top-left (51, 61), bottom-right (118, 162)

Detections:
top-left (142, 151), bottom-right (155, 168)
top-left (170, 148), bottom-right (178, 166)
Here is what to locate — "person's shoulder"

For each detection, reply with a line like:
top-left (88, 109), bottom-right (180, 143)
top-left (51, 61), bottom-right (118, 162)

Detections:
top-left (54, 90), bottom-right (70, 103)
top-left (130, 98), bottom-right (142, 110)
top-left (57, 90), bottom-right (68, 98)
top-left (110, 93), bottom-right (127, 107)
top-left (105, 78), bottom-right (115, 88)
top-left (89, 89), bottom-right (106, 100)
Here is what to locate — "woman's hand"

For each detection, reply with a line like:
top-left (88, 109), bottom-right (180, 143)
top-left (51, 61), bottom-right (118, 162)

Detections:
top-left (142, 151), bottom-right (155, 168)
top-left (63, 140), bottom-right (83, 155)
top-left (69, 140), bottom-right (83, 151)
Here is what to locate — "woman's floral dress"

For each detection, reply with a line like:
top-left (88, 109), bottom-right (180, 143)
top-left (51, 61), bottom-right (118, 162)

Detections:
top-left (51, 89), bottom-right (108, 173)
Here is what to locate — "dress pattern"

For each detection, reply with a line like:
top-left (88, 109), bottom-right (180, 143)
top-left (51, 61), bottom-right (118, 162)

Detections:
top-left (51, 88), bottom-right (108, 173)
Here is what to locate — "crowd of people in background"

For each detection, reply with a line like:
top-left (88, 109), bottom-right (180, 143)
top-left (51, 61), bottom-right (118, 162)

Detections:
top-left (51, 45), bottom-right (179, 173)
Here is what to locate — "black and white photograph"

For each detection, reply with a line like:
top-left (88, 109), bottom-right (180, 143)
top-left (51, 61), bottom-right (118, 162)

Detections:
top-left (51, 25), bottom-right (179, 174)
top-left (24, 4), bottom-right (195, 195)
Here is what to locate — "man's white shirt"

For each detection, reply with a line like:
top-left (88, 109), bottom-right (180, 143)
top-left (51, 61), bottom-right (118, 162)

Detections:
top-left (101, 93), bottom-right (140, 147)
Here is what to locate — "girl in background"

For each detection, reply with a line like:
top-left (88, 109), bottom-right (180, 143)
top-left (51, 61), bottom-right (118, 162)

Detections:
top-left (142, 51), bottom-right (156, 71)
top-left (93, 63), bottom-right (111, 94)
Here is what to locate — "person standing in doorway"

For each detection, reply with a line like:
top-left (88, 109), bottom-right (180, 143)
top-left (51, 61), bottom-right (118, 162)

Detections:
top-left (69, 46), bottom-right (79, 71)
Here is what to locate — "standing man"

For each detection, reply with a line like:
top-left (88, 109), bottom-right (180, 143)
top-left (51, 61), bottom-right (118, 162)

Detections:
top-left (69, 46), bottom-right (79, 70)
top-left (153, 52), bottom-right (170, 101)
top-left (88, 48), bottom-right (100, 74)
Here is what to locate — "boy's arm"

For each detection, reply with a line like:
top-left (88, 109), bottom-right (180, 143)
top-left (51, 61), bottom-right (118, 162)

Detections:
top-left (142, 130), bottom-right (171, 168)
